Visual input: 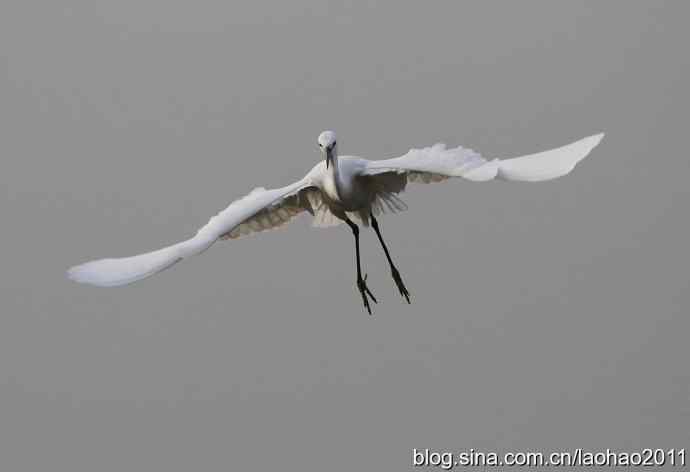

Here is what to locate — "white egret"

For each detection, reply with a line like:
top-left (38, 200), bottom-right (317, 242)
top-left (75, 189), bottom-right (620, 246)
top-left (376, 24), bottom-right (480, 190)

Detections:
top-left (68, 130), bottom-right (604, 314)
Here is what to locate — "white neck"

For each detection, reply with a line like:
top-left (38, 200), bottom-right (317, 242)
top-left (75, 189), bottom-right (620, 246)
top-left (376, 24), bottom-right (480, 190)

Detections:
top-left (328, 144), bottom-right (345, 195)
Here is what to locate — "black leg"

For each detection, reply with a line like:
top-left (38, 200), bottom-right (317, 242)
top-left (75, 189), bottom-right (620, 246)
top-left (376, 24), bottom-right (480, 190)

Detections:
top-left (370, 213), bottom-right (411, 304)
top-left (345, 217), bottom-right (377, 314)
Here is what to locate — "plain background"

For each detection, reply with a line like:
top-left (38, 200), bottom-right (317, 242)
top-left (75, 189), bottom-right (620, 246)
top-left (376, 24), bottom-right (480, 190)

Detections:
top-left (1, 1), bottom-right (689, 470)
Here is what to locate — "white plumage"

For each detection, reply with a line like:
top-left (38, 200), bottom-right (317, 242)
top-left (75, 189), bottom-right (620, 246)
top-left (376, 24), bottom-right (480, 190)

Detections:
top-left (68, 131), bottom-right (604, 310)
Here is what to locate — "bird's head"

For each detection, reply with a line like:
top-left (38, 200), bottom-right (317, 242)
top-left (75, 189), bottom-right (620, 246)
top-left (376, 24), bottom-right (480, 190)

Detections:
top-left (318, 130), bottom-right (337, 168)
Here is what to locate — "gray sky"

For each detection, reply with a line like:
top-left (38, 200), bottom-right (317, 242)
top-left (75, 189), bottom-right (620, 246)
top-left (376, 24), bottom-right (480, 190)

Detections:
top-left (1, 1), bottom-right (689, 471)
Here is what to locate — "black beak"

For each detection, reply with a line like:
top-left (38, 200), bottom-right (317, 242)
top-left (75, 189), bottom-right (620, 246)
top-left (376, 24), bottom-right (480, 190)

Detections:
top-left (326, 147), bottom-right (333, 169)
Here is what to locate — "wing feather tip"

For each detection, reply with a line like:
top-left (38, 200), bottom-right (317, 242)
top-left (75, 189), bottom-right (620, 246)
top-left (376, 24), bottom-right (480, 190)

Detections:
top-left (581, 131), bottom-right (605, 154)
top-left (66, 260), bottom-right (113, 287)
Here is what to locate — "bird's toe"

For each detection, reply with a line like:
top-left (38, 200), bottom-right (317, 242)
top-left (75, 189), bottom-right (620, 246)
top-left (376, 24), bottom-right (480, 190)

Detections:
top-left (357, 276), bottom-right (377, 314)
top-left (391, 268), bottom-right (411, 304)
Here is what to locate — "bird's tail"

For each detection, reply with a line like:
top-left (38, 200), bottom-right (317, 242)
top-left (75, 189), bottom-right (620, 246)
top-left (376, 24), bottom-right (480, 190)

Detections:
top-left (67, 235), bottom-right (215, 287)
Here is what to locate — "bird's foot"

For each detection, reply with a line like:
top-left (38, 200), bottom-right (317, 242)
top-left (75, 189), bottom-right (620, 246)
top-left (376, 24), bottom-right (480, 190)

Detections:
top-left (391, 267), bottom-right (411, 304)
top-left (357, 274), bottom-right (377, 315)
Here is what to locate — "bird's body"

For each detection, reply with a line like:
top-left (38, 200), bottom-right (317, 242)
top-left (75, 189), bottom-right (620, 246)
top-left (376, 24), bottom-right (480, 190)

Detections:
top-left (314, 131), bottom-right (375, 216)
top-left (68, 130), bottom-right (604, 313)
top-left (322, 158), bottom-right (363, 209)
top-left (314, 157), bottom-right (376, 215)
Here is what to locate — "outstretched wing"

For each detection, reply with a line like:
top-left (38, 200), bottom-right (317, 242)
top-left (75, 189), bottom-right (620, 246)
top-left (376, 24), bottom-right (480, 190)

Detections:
top-left (67, 178), bottom-right (316, 287)
top-left (362, 133), bottom-right (604, 183)
top-left (219, 185), bottom-right (318, 239)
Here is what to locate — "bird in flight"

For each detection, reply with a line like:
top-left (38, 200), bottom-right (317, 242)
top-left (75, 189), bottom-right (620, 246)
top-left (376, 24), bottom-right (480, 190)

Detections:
top-left (68, 130), bottom-right (604, 314)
